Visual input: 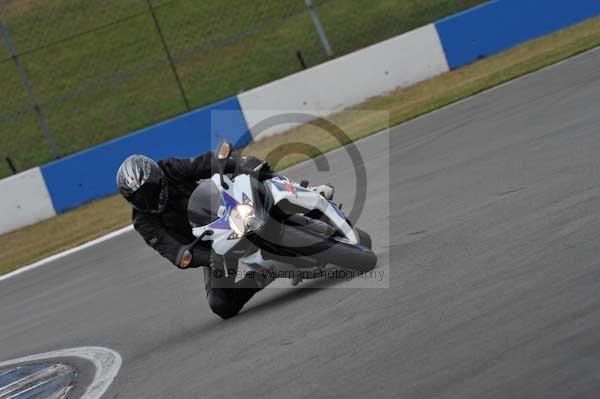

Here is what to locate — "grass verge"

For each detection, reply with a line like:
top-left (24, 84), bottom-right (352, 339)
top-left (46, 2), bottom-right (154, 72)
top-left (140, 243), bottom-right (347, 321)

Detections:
top-left (1, 15), bottom-right (600, 276)
top-left (0, 0), bottom-right (484, 178)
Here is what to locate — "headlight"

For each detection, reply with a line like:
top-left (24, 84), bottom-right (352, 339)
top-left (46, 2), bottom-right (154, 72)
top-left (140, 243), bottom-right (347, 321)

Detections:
top-left (228, 204), bottom-right (261, 236)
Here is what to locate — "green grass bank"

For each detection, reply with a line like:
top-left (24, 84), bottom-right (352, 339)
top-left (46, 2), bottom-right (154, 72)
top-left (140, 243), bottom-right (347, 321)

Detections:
top-left (0, 0), bottom-right (485, 178)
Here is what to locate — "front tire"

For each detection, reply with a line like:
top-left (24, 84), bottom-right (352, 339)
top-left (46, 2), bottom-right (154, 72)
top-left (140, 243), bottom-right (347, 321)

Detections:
top-left (271, 219), bottom-right (377, 272)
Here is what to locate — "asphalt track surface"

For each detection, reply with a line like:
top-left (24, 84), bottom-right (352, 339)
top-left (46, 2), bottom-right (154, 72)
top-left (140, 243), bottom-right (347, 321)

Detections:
top-left (2, 48), bottom-right (600, 399)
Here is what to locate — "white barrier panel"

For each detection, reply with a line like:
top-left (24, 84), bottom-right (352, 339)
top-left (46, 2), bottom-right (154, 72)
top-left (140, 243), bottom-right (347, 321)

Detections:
top-left (0, 167), bottom-right (56, 234)
top-left (238, 24), bottom-right (449, 139)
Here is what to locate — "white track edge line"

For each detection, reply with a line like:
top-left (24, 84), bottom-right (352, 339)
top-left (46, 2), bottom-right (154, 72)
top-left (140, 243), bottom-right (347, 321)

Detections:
top-left (0, 346), bottom-right (122, 399)
top-left (0, 225), bottom-right (134, 282)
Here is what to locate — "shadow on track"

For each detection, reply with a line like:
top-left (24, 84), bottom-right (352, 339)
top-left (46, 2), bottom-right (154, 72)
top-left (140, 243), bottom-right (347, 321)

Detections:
top-left (127, 274), bottom-right (350, 364)
top-left (236, 273), bottom-right (350, 320)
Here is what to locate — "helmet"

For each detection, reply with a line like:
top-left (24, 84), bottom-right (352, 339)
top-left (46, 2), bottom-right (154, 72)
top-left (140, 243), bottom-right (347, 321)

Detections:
top-left (116, 155), bottom-right (168, 214)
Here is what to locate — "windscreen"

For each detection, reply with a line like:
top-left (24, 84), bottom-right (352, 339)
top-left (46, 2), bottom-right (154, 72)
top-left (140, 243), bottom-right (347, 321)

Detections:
top-left (188, 180), bottom-right (224, 227)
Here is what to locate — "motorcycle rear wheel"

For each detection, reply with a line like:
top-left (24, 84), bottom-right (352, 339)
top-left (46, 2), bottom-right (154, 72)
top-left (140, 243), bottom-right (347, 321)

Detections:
top-left (355, 227), bottom-right (372, 250)
top-left (274, 219), bottom-right (377, 272)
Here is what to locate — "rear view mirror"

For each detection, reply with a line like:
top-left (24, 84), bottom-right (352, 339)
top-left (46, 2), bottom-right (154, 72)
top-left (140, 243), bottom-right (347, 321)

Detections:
top-left (176, 248), bottom-right (193, 269)
top-left (175, 230), bottom-right (214, 268)
top-left (217, 140), bottom-right (232, 160)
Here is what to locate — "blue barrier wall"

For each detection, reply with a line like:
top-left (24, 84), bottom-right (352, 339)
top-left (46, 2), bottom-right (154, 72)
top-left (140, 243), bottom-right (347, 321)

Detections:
top-left (41, 96), bottom-right (251, 214)
top-left (435, 0), bottom-right (600, 69)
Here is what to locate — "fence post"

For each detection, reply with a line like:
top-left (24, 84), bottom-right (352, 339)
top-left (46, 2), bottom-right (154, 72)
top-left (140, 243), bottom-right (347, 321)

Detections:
top-left (305, 0), bottom-right (333, 57)
top-left (5, 156), bottom-right (17, 174)
top-left (296, 50), bottom-right (307, 69)
top-left (145, 0), bottom-right (191, 111)
top-left (0, 19), bottom-right (61, 159)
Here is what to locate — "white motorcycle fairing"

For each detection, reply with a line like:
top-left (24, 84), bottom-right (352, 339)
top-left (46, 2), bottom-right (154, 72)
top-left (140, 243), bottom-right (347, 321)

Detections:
top-left (265, 177), bottom-right (358, 243)
top-left (191, 174), bottom-right (358, 267)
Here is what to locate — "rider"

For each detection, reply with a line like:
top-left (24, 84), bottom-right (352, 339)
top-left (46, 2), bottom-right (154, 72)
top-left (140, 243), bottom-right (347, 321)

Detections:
top-left (116, 151), bottom-right (334, 319)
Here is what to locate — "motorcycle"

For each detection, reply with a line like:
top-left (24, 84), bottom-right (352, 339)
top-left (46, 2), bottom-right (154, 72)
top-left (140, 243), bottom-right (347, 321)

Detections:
top-left (176, 140), bottom-right (376, 279)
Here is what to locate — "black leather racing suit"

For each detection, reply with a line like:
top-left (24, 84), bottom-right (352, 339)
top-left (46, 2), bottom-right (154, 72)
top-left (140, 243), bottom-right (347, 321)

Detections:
top-left (132, 152), bottom-right (272, 319)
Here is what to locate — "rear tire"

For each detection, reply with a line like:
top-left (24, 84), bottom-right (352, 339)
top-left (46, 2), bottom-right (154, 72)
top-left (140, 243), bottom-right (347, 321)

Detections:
top-left (271, 218), bottom-right (377, 272)
top-left (320, 236), bottom-right (377, 272)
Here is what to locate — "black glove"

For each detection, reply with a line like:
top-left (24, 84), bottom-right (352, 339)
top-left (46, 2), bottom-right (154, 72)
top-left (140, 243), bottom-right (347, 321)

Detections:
top-left (234, 156), bottom-right (272, 175)
top-left (191, 247), bottom-right (210, 267)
